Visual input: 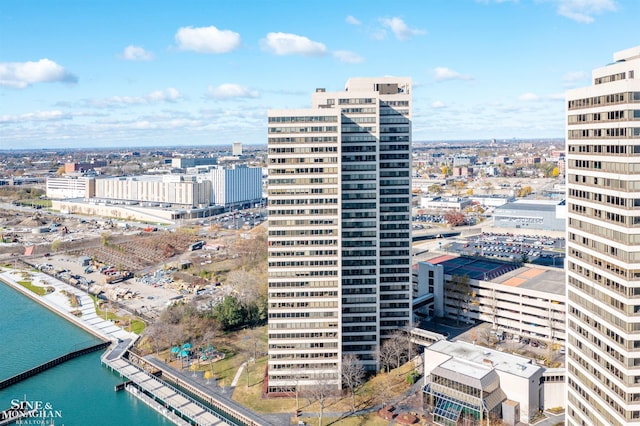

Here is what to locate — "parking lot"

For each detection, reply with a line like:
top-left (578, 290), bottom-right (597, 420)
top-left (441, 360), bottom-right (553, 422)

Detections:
top-left (446, 231), bottom-right (565, 267)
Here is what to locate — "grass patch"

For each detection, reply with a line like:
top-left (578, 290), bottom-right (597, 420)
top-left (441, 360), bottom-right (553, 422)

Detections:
top-left (89, 295), bottom-right (145, 334)
top-left (17, 280), bottom-right (48, 296)
top-left (130, 319), bottom-right (146, 334)
top-left (232, 355), bottom-right (416, 416)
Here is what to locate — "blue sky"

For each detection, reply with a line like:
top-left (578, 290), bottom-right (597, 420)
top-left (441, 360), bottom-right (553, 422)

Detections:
top-left (0, 0), bottom-right (637, 149)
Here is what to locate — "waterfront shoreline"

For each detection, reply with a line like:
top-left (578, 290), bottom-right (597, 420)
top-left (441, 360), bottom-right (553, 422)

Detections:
top-left (0, 267), bottom-right (137, 344)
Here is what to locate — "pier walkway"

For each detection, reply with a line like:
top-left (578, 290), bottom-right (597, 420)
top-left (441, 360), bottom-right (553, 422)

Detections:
top-left (103, 357), bottom-right (228, 425)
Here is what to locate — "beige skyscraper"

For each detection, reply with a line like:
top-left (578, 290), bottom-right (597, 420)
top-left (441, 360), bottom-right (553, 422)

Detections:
top-left (266, 77), bottom-right (412, 393)
top-left (566, 46), bottom-right (640, 425)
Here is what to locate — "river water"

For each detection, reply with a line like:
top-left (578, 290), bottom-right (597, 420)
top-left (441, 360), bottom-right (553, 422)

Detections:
top-left (0, 281), bottom-right (169, 425)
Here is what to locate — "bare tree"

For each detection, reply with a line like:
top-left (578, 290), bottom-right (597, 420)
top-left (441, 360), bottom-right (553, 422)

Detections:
top-left (143, 322), bottom-right (164, 355)
top-left (341, 354), bottom-right (365, 412)
top-left (401, 325), bottom-right (418, 366)
top-left (444, 210), bottom-right (466, 227)
top-left (304, 378), bottom-right (338, 426)
top-left (376, 341), bottom-right (396, 374)
top-left (388, 331), bottom-right (413, 369)
top-left (226, 270), bottom-right (262, 305)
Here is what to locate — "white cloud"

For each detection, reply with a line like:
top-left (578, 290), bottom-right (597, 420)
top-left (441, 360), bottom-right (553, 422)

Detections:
top-left (207, 83), bottom-right (259, 99)
top-left (380, 17), bottom-right (426, 41)
top-left (333, 50), bottom-right (364, 64)
top-left (563, 70), bottom-right (587, 82)
top-left (0, 110), bottom-right (72, 124)
top-left (346, 15), bottom-right (361, 25)
top-left (0, 59), bottom-right (77, 88)
top-left (431, 101), bottom-right (446, 109)
top-left (261, 32), bottom-right (327, 56)
top-left (175, 25), bottom-right (241, 54)
top-left (87, 88), bottom-right (182, 108)
top-left (554, 0), bottom-right (617, 23)
top-left (147, 88), bottom-right (181, 102)
top-left (519, 92), bottom-right (540, 101)
top-left (433, 67), bottom-right (474, 82)
top-left (120, 45), bottom-right (154, 61)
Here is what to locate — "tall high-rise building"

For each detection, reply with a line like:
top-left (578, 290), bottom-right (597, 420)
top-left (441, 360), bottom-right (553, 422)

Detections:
top-left (266, 77), bottom-right (412, 393)
top-left (566, 46), bottom-right (640, 425)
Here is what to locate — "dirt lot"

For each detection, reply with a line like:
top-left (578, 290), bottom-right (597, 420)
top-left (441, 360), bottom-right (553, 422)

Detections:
top-left (2, 204), bottom-right (265, 322)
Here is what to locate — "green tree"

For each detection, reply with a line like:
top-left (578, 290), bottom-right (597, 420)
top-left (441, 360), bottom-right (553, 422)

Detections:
top-left (213, 296), bottom-right (245, 331)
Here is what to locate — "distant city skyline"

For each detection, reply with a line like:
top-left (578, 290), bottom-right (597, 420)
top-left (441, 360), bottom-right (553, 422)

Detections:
top-left (0, 0), bottom-right (635, 149)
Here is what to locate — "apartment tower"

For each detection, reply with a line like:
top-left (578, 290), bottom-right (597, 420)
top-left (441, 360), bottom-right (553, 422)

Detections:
top-left (566, 46), bottom-right (640, 425)
top-left (266, 77), bottom-right (412, 393)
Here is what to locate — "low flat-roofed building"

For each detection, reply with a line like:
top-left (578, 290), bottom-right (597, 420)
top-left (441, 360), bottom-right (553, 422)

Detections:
top-left (421, 196), bottom-right (472, 212)
top-left (94, 174), bottom-right (212, 208)
top-left (468, 194), bottom-right (515, 208)
top-left (46, 176), bottom-right (95, 199)
top-left (423, 340), bottom-right (543, 425)
top-left (64, 160), bottom-right (107, 174)
top-left (493, 199), bottom-right (566, 232)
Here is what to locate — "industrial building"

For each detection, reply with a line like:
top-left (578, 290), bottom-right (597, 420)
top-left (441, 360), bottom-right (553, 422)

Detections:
top-left (493, 199), bottom-right (567, 232)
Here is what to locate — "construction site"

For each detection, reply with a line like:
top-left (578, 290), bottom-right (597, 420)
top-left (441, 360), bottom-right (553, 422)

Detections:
top-left (0, 204), bottom-right (267, 319)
